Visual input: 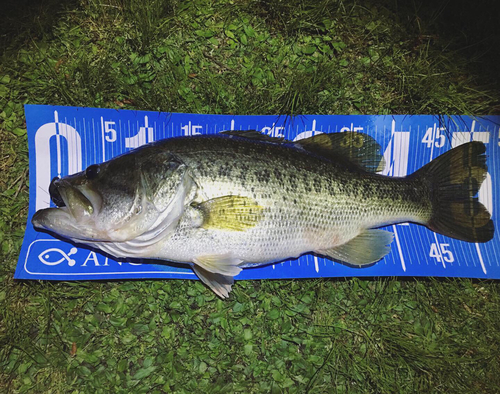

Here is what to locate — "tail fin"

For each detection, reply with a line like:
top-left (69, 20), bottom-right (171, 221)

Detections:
top-left (414, 141), bottom-right (494, 243)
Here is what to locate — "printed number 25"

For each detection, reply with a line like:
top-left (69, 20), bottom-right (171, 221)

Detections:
top-left (429, 243), bottom-right (454, 263)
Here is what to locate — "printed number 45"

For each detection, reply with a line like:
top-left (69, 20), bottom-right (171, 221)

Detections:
top-left (422, 126), bottom-right (446, 148)
top-left (429, 243), bottom-right (454, 263)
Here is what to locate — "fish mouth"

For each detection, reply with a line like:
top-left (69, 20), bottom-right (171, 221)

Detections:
top-left (49, 176), bottom-right (66, 207)
top-left (51, 178), bottom-right (95, 217)
top-left (32, 177), bottom-right (101, 238)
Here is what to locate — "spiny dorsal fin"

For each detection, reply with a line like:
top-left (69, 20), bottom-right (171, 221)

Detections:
top-left (220, 130), bottom-right (286, 143)
top-left (296, 132), bottom-right (385, 173)
top-left (197, 195), bottom-right (264, 231)
top-left (317, 229), bottom-right (394, 266)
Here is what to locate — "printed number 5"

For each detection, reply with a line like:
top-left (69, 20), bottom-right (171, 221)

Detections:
top-left (104, 121), bottom-right (117, 142)
top-left (429, 243), bottom-right (454, 263)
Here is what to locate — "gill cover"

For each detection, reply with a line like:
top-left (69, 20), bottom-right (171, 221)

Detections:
top-left (95, 152), bottom-right (197, 257)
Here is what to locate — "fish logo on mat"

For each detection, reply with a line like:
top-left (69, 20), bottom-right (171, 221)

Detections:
top-left (38, 247), bottom-right (78, 267)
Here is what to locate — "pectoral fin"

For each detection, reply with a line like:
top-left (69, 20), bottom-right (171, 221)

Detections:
top-left (317, 229), bottom-right (394, 266)
top-left (197, 196), bottom-right (264, 231)
top-left (192, 265), bottom-right (235, 299)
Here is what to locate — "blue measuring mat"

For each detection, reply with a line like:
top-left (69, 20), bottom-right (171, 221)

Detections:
top-left (15, 105), bottom-right (500, 282)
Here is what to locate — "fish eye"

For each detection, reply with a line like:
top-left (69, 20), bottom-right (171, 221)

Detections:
top-left (85, 164), bottom-right (100, 180)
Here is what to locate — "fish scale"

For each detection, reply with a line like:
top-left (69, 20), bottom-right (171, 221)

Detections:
top-left (156, 136), bottom-right (431, 264)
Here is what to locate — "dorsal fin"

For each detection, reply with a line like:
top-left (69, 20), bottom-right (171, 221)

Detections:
top-left (220, 130), bottom-right (286, 143)
top-left (295, 132), bottom-right (385, 173)
top-left (220, 130), bottom-right (385, 173)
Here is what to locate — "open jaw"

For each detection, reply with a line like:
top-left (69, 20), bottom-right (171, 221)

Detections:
top-left (32, 179), bottom-right (99, 240)
top-left (49, 176), bottom-right (66, 207)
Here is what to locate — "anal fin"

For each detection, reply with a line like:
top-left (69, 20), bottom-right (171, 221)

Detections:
top-left (317, 229), bottom-right (394, 266)
top-left (192, 265), bottom-right (234, 299)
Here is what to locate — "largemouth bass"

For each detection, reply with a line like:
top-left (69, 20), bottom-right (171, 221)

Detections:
top-left (32, 131), bottom-right (494, 297)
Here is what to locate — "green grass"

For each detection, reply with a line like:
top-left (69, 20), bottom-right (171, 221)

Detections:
top-left (1, 0), bottom-right (500, 392)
